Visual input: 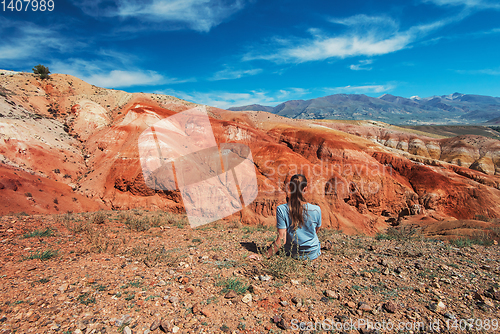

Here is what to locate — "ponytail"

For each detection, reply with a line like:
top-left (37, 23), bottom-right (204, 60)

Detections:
top-left (288, 174), bottom-right (307, 230)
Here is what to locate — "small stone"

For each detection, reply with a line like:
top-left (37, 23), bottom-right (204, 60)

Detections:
top-left (74, 330), bottom-right (83, 334)
top-left (225, 290), bottom-right (237, 299)
top-left (179, 277), bottom-right (190, 284)
top-left (248, 285), bottom-right (263, 294)
top-left (431, 282), bottom-right (440, 289)
top-left (473, 291), bottom-right (485, 301)
top-left (59, 283), bottom-right (69, 293)
top-left (77, 320), bottom-right (87, 330)
top-left (172, 326), bottom-right (180, 333)
top-left (123, 326), bottom-right (132, 334)
top-left (483, 299), bottom-right (494, 307)
top-left (382, 268), bottom-right (390, 275)
top-left (429, 301), bottom-right (446, 312)
top-left (440, 277), bottom-right (452, 284)
top-left (280, 301), bottom-right (288, 306)
top-left (324, 290), bottom-right (338, 299)
top-left (383, 301), bottom-right (398, 313)
top-left (259, 275), bottom-right (272, 281)
top-left (242, 293), bottom-right (252, 304)
top-left (493, 291), bottom-right (500, 301)
top-left (150, 319), bottom-right (161, 331)
top-left (201, 307), bottom-right (212, 317)
top-left (185, 287), bottom-right (195, 294)
top-left (346, 301), bottom-right (356, 308)
top-left (178, 262), bottom-right (189, 268)
top-left (362, 272), bottom-right (372, 278)
top-left (444, 312), bottom-right (456, 320)
top-left (358, 302), bottom-right (372, 312)
top-left (160, 319), bottom-right (171, 332)
top-left (291, 297), bottom-right (300, 304)
top-left (276, 317), bottom-right (290, 330)
top-left (291, 279), bottom-right (300, 285)
top-left (169, 296), bottom-right (179, 304)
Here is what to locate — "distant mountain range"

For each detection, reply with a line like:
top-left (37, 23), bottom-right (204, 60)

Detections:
top-left (228, 93), bottom-right (500, 125)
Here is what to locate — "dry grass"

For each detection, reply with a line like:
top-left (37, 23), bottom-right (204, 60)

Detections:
top-left (127, 243), bottom-right (183, 268)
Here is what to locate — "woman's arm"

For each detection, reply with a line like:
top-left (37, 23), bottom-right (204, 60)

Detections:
top-left (266, 228), bottom-right (287, 257)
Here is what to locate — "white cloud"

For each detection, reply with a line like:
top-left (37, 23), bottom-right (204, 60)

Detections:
top-left (324, 84), bottom-right (395, 94)
top-left (84, 70), bottom-right (165, 88)
top-left (50, 58), bottom-right (191, 88)
top-left (75, 0), bottom-right (247, 32)
top-left (456, 68), bottom-right (500, 75)
top-left (422, 0), bottom-right (500, 8)
top-left (159, 88), bottom-right (309, 109)
top-left (245, 13), bottom-right (464, 63)
top-left (350, 59), bottom-right (373, 71)
top-left (210, 67), bottom-right (262, 81)
top-left (0, 20), bottom-right (70, 62)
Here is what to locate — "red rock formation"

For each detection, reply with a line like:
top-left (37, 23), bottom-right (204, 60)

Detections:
top-left (1, 72), bottom-right (500, 234)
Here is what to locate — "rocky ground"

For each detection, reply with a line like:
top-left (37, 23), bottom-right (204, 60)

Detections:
top-left (1, 210), bottom-right (500, 334)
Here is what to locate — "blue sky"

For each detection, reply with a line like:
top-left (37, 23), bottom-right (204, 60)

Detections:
top-left (1, 0), bottom-right (500, 108)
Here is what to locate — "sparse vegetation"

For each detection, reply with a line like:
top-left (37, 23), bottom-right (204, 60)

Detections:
top-left (22, 249), bottom-right (59, 261)
top-left (375, 225), bottom-right (421, 242)
top-left (259, 245), bottom-right (313, 279)
top-left (128, 244), bottom-right (182, 268)
top-left (124, 215), bottom-right (150, 231)
top-left (2, 211), bottom-right (500, 333)
top-left (21, 227), bottom-right (54, 238)
top-left (216, 277), bottom-right (249, 295)
top-left (32, 64), bottom-right (50, 79)
top-left (449, 232), bottom-right (495, 247)
top-left (92, 211), bottom-right (106, 225)
top-left (474, 214), bottom-right (490, 222)
top-left (77, 292), bottom-right (95, 305)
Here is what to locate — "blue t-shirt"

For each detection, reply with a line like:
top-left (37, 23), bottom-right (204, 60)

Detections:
top-left (276, 203), bottom-right (321, 260)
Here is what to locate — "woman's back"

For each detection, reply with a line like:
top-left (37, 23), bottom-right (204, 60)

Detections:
top-left (276, 202), bottom-right (321, 260)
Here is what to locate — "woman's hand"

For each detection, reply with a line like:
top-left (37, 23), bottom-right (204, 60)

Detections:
top-left (266, 228), bottom-right (286, 257)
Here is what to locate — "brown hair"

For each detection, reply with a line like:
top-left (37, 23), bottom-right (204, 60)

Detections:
top-left (287, 174), bottom-right (308, 230)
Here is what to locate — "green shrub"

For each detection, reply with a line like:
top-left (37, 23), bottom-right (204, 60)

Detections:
top-left (23, 249), bottom-right (59, 261)
top-left (474, 214), bottom-right (490, 222)
top-left (92, 211), bottom-right (106, 225)
top-left (77, 292), bottom-right (95, 305)
top-left (216, 277), bottom-right (248, 295)
top-left (22, 227), bottom-right (54, 238)
top-left (450, 232), bottom-right (494, 248)
top-left (32, 64), bottom-right (50, 79)
top-left (124, 215), bottom-right (150, 231)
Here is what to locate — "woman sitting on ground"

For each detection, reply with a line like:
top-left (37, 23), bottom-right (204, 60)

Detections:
top-left (265, 174), bottom-right (322, 260)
